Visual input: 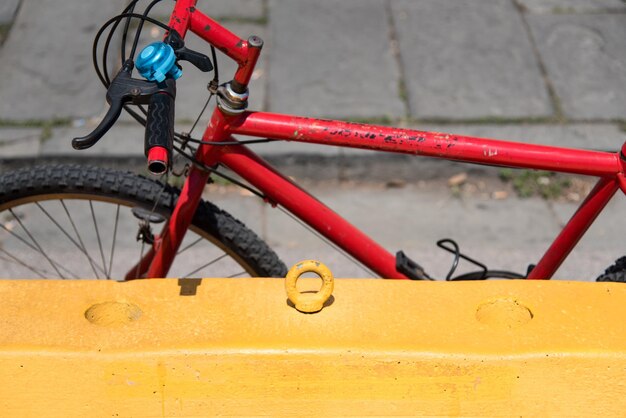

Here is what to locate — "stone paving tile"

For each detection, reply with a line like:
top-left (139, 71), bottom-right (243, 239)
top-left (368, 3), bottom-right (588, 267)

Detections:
top-left (267, 0), bottom-right (405, 119)
top-left (0, 0), bottom-right (20, 25)
top-left (0, 0), bottom-right (126, 122)
top-left (206, 0), bottom-right (264, 19)
top-left (0, 128), bottom-right (41, 157)
top-left (391, 0), bottom-right (552, 119)
top-left (518, 0), bottom-right (626, 13)
top-left (528, 14), bottom-right (626, 120)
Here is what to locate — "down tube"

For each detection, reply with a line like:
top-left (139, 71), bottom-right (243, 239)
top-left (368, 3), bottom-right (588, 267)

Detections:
top-left (217, 145), bottom-right (410, 280)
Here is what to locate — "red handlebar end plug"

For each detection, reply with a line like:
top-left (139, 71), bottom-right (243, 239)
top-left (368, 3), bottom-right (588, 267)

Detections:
top-left (147, 146), bottom-right (169, 175)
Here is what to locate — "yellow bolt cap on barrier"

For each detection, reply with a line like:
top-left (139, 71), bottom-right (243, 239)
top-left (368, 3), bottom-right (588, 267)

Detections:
top-left (285, 260), bottom-right (334, 313)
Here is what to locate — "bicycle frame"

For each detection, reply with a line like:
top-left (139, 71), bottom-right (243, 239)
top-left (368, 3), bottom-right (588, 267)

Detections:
top-left (138, 0), bottom-right (626, 280)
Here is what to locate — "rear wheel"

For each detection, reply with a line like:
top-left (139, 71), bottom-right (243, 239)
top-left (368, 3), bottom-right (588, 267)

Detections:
top-left (0, 164), bottom-right (287, 279)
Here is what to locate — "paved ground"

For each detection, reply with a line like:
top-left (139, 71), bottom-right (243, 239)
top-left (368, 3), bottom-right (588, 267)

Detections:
top-left (0, 0), bottom-right (625, 280)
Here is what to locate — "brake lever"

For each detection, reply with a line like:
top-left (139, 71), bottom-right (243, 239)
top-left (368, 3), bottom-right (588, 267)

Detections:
top-left (165, 30), bottom-right (213, 73)
top-left (71, 95), bottom-right (124, 150)
top-left (72, 62), bottom-right (175, 150)
top-left (176, 47), bottom-right (213, 72)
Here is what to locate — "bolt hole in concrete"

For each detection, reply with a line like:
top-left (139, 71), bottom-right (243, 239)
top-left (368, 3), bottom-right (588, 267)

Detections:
top-left (84, 301), bottom-right (142, 326)
top-left (476, 298), bottom-right (533, 330)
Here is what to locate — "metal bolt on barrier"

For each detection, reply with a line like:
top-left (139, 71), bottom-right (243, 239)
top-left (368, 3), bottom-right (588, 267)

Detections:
top-left (285, 260), bottom-right (334, 313)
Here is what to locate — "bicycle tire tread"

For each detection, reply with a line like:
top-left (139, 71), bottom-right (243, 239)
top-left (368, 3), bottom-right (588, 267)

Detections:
top-left (596, 256), bottom-right (626, 282)
top-left (0, 164), bottom-right (287, 278)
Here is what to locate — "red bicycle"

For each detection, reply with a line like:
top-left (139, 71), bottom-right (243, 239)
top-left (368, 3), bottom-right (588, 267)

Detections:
top-left (0, 0), bottom-right (624, 281)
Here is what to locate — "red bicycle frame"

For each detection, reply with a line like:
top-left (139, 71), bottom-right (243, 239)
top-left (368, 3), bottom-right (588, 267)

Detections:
top-left (140, 0), bottom-right (626, 280)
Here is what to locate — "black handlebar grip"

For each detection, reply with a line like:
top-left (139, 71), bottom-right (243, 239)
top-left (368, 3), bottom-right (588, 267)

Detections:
top-left (145, 91), bottom-right (175, 175)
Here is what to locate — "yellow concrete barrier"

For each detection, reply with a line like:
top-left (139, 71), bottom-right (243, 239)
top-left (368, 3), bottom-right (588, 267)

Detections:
top-left (1, 276), bottom-right (626, 417)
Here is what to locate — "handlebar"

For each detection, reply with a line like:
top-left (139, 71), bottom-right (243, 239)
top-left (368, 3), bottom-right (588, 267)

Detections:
top-left (73, 64), bottom-right (177, 175)
top-left (145, 90), bottom-right (175, 175)
top-left (75, 28), bottom-right (212, 176)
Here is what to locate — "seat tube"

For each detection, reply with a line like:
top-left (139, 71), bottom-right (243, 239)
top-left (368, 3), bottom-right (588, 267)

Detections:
top-left (527, 176), bottom-right (619, 279)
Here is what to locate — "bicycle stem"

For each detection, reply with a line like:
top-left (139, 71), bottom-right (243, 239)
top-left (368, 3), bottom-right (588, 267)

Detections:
top-left (169, 0), bottom-right (262, 92)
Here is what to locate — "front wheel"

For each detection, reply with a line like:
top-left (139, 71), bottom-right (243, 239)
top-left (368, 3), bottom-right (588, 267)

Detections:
top-left (0, 164), bottom-right (287, 279)
top-left (596, 257), bottom-right (626, 282)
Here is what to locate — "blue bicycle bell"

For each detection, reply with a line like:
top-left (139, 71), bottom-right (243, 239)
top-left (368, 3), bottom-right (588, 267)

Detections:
top-left (135, 42), bottom-right (182, 82)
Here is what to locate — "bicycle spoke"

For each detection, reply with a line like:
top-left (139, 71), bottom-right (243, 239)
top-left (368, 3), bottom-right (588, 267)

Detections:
top-left (138, 174), bottom-right (175, 279)
top-left (227, 271), bottom-right (246, 278)
top-left (177, 237), bottom-right (203, 255)
top-left (0, 217), bottom-right (79, 279)
top-left (8, 209), bottom-right (67, 279)
top-left (89, 201), bottom-right (109, 278)
top-left (60, 200), bottom-right (103, 279)
top-left (0, 219), bottom-right (41, 251)
top-left (0, 247), bottom-right (49, 278)
top-left (108, 205), bottom-right (120, 279)
top-left (38, 201), bottom-right (103, 278)
top-left (182, 253), bottom-right (229, 278)
top-left (150, 174), bottom-right (168, 214)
